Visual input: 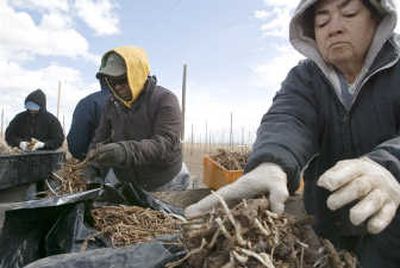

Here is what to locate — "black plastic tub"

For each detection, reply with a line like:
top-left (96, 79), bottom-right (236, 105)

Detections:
top-left (0, 151), bottom-right (65, 191)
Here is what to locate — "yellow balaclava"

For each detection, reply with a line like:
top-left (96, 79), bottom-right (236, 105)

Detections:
top-left (102, 46), bottom-right (150, 108)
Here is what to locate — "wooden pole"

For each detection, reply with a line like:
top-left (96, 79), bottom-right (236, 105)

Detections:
top-left (62, 114), bottom-right (65, 133)
top-left (190, 124), bottom-right (194, 155)
top-left (1, 107), bottom-right (4, 138)
top-left (57, 81), bottom-right (61, 119)
top-left (229, 112), bottom-right (233, 150)
top-left (205, 121), bottom-right (208, 152)
top-left (181, 64), bottom-right (187, 141)
top-left (241, 127), bottom-right (245, 147)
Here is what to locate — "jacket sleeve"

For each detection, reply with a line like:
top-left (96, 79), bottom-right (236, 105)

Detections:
top-left (89, 102), bottom-right (112, 150)
top-left (367, 137), bottom-right (400, 182)
top-left (5, 115), bottom-right (24, 147)
top-left (245, 62), bottom-right (319, 193)
top-left (119, 90), bottom-right (182, 167)
top-left (43, 114), bottom-right (64, 150)
top-left (67, 98), bottom-right (97, 160)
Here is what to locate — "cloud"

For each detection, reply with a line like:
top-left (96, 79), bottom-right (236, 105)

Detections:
top-left (254, 10), bottom-right (268, 19)
top-left (252, 1), bottom-right (304, 109)
top-left (8, 0), bottom-right (120, 37)
top-left (74, 0), bottom-right (120, 36)
top-left (253, 46), bottom-right (304, 102)
top-left (0, 0), bottom-right (119, 134)
top-left (180, 79), bottom-right (267, 144)
top-left (262, 1), bottom-right (298, 8)
top-left (255, 1), bottom-right (298, 38)
top-left (1, 1), bottom-right (94, 62)
top-left (0, 60), bottom-right (94, 131)
top-left (10, 0), bottom-right (70, 12)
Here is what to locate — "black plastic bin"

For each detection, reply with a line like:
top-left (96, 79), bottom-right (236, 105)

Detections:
top-left (0, 151), bottom-right (65, 191)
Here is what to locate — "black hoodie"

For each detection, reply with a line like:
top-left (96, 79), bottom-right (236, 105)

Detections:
top-left (5, 89), bottom-right (64, 150)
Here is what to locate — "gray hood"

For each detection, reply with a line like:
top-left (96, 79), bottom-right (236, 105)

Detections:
top-left (289, 0), bottom-right (398, 95)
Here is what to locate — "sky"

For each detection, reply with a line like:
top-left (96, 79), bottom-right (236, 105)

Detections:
top-left (1, 0), bottom-right (399, 144)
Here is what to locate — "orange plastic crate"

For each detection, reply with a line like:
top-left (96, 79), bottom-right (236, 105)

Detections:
top-left (203, 155), bottom-right (243, 190)
top-left (202, 154), bottom-right (304, 192)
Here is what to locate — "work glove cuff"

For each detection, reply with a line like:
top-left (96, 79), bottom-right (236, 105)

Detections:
top-left (185, 162), bottom-right (288, 218)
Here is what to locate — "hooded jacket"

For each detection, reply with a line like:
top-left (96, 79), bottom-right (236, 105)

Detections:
top-left (67, 83), bottom-right (111, 160)
top-left (5, 89), bottom-right (64, 150)
top-left (246, 0), bottom-right (400, 249)
top-left (91, 47), bottom-right (183, 191)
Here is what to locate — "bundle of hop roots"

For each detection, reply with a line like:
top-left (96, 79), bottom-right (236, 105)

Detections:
top-left (89, 205), bottom-right (182, 247)
top-left (211, 148), bottom-right (250, 170)
top-left (168, 194), bottom-right (357, 268)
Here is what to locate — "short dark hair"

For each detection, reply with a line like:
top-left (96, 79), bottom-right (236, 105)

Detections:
top-left (362, 0), bottom-right (384, 20)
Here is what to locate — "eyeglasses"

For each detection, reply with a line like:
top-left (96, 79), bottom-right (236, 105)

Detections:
top-left (106, 75), bottom-right (128, 88)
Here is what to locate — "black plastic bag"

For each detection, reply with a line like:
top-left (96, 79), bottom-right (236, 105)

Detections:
top-left (0, 168), bottom-right (185, 268)
top-left (44, 203), bottom-right (110, 256)
top-left (0, 151), bottom-right (64, 190)
top-left (95, 168), bottom-right (184, 216)
top-left (0, 189), bottom-right (102, 268)
top-left (24, 235), bottom-right (185, 268)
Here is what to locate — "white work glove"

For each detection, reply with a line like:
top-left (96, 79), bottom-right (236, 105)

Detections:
top-left (318, 157), bottom-right (400, 234)
top-left (19, 141), bottom-right (29, 151)
top-left (185, 162), bottom-right (288, 218)
top-left (31, 140), bottom-right (45, 151)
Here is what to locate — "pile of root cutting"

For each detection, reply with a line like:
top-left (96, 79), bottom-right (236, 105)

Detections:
top-left (0, 140), bottom-right (22, 155)
top-left (169, 194), bottom-right (357, 268)
top-left (211, 148), bottom-right (250, 170)
top-left (90, 205), bottom-right (182, 247)
top-left (0, 140), bottom-right (9, 155)
top-left (46, 158), bottom-right (87, 196)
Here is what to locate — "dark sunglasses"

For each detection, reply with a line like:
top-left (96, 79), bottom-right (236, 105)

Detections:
top-left (106, 75), bottom-right (128, 88)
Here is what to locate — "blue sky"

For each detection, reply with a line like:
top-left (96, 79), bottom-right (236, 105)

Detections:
top-left (1, 1), bottom-right (399, 144)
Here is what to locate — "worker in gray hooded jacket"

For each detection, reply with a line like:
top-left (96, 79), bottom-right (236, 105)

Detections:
top-left (186, 0), bottom-right (400, 266)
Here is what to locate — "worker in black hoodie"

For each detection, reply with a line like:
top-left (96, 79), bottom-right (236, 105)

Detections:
top-left (5, 89), bottom-right (64, 151)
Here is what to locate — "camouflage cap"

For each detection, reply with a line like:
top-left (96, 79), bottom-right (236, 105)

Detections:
top-left (97, 52), bottom-right (126, 78)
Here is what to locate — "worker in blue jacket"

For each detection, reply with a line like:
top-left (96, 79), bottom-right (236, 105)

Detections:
top-left (67, 80), bottom-right (111, 160)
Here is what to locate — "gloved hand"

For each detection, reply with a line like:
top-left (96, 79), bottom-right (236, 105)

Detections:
top-left (80, 164), bottom-right (105, 188)
top-left (185, 162), bottom-right (288, 218)
top-left (89, 142), bottom-right (127, 167)
top-left (318, 157), bottom-right (400, 234)
top-left (19, 141), bottom-right (29, 151)
top-left (31, 140), bottom-right (45, 151)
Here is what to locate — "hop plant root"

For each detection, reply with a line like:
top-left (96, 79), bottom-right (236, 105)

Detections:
top-left (210, 149), bottom-right (250, 170)
top-left (89, 205), bottom-right (182, 248)
top-left (168, 193), bottom-right (357, 268)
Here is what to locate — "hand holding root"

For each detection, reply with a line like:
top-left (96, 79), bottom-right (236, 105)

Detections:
top-left (30, 138), bottom-right (45, 151)
top-left (185, 162), bottom-right (289, 218)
